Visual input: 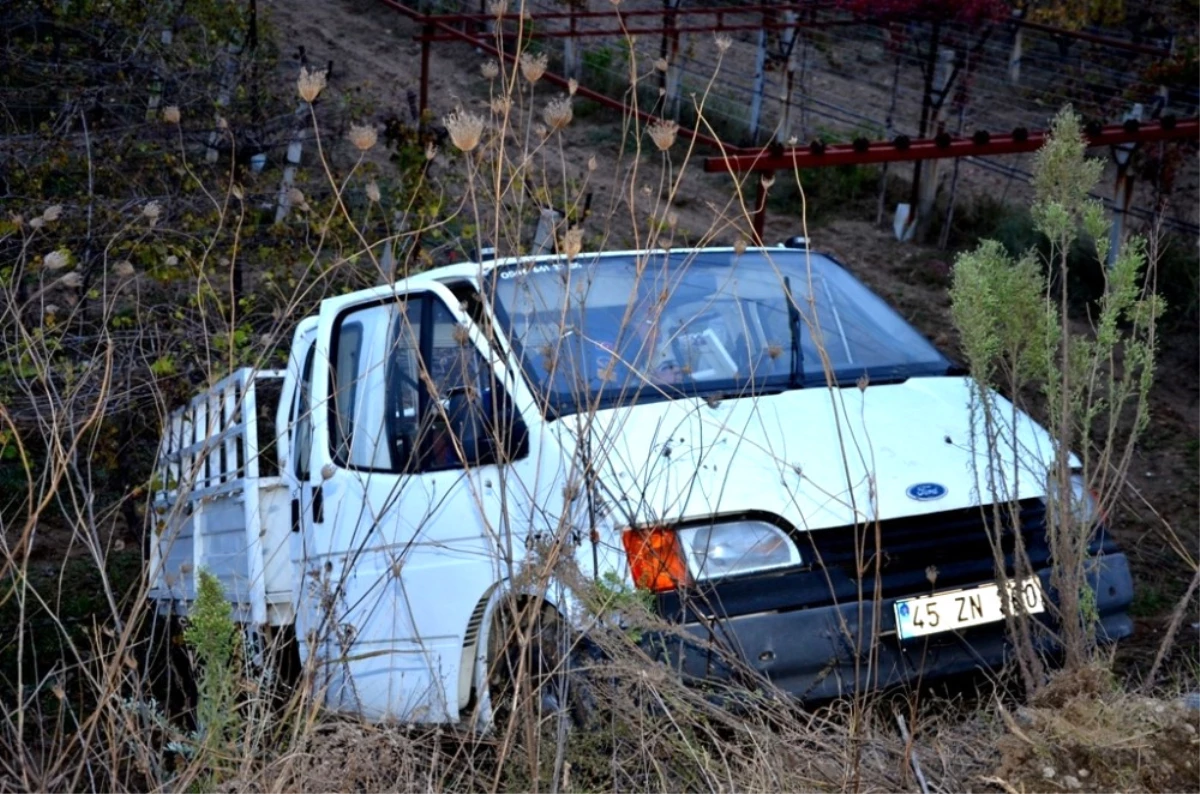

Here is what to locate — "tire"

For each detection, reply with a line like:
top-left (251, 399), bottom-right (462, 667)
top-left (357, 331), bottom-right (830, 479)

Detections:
top-left (486, 600), bottom-right (595, 731)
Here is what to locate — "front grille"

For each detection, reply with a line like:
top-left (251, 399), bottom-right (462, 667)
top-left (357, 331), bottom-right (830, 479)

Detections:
top-left (802, 499), bottom-right (1050, 587)
top-left (656, 500), bottom-right (1053, 621)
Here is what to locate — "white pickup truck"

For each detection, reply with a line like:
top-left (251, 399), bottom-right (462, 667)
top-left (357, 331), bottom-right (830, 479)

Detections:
top-left (148, 243), bottom-right (1134, 725)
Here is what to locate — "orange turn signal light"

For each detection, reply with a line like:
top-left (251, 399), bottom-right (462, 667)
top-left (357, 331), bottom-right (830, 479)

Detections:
top-left (622, 527), bottom-right (690, 593)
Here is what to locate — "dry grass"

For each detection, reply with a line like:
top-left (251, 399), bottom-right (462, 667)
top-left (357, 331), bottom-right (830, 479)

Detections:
top-left (989, 666), bottom-right (1200, 793)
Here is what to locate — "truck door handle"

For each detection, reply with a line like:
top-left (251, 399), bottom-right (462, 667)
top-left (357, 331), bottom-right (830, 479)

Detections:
top-left (291, 498), bottom-right (301, 533)
top-left (311, 484), bottom-right (324, 524)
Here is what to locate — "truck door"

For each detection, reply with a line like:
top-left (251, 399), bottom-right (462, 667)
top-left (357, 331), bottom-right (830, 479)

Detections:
top-left (278, 318), bottom-right (317, 626)
top-left (295, 282), bottom-right (537, 722)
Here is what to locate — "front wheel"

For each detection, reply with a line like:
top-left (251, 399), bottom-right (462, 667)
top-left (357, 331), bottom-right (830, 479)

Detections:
top-left (486, 601), bottom-right (595, 732)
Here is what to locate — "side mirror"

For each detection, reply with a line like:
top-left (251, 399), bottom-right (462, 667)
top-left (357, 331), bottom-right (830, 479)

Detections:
top-left (446, 387), bottom-right (529, 467)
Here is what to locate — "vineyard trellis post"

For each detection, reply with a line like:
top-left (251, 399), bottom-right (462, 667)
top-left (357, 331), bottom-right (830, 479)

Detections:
top-left (1108, 104), bottom-right (1145, 268)
top-left (563, 7), bottom-right (581, 80)
top-left (775, 9), bottom-right (800, 145)
top-left (748, 17), bottom-right (768, 144)
top-left (912, 45), bottom-right (955, 239)
top-left (660, 0), bottom-right (683, 120)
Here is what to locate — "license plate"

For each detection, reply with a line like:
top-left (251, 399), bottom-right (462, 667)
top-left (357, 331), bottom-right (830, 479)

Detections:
top-left (894, 579), bottom-right (1045, 640)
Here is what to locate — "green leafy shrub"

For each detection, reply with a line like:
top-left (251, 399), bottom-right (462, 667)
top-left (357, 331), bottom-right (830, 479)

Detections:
top-left (950, 107), bottom-right (1162, 690)
top-left (183, 571), bottom-right (243, 780)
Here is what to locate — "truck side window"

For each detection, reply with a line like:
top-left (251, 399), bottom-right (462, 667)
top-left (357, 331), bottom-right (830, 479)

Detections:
top-left (415, 300), bottom-right (488, 471)
top-left (384, 299), bottom-right (423, 471)
top-left (331, 321), bottom-right (363, 465)
top-left (328, 301), bottom-right (415, 471)
top-left (294, 344), bottom-right (316, 480)
top-left (333, 294), bottom-right (515, 473)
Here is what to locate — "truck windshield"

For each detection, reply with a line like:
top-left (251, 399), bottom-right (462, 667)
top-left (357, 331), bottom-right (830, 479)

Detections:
top-left (482, 249), bottom-right (951, 417)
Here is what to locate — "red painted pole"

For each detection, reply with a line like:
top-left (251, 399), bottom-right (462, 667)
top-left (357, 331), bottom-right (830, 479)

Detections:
top-left (704, 119), bottom-right (1199, 173)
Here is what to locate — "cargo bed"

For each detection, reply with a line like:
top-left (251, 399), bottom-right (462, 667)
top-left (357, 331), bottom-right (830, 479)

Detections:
top-left (148, 368), bottom-right (292, 626)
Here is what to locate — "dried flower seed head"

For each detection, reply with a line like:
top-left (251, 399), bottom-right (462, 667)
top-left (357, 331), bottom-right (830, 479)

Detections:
top-left (648, 119), bottom-right (679, 151)
top-left (534, 123), bottom-right (549, 140)
top-left (114, 260), bottom-right (136, 279)
top-left (760, 173), bottom-right (776, 189)
top-left (366, 181), bottom-right (381, 202)
top-left (216, 115), bottom-right (229, 131)
top-left (45, 250), bottom-right (70, 270)
top-left (733, 237), bottom-right (747, 255)
top-left (481, 60), bottom-right (500, 80)
top-left (487, 0), bottom-right (507, 17)
top-left (59, 271), bottom-right (82, 289)
top-left (29, 217), bottom-right (45, 229)
top-left (143, 201), bottom-right (162, 226)
top-left (715, 33), bottom-right (732, 54)
top-left (560, 227), bottom-right (583, 260)
top-left (42, 205), bottom-right (63, 223)
top-left (655, 57), bottom-right (669, 72)
top-left (162, 105), bottom-right (181, 124)
top-left (444, 108), bottom-right (484, 152)
top-left (787, 135), bottom-right (798, 146)
top-left (543, 97), bottom-right (573, 131)
top-left (667, 211), bottom-right (678, 230)
top-left (424, 141), bottom-right (438, 160)
top-left (44, 304), bottom-right (61, 317)
top-left (288, 187), bottom-right (311, 212)
top-left (348, 123), bottom-right (377, 152)
top-left (165, 254), bottom-right (179, 267)
top-left (567, 78), bottom-right (578, 96)
top-left (297, 66), bottom-right (327, 103)
top-left (519, 51), bottom-right (548, 84)
top-left (587, 155), bottom-right (597, 171)
top-left (489, 95), bottom-right (512, 116)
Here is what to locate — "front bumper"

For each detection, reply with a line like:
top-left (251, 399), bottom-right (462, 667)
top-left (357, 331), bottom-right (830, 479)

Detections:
top-left (646, 553), bottom-right (1134, 701)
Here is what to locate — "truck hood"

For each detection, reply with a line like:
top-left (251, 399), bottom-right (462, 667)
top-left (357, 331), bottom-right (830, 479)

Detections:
top-left (560, 377), bottom-right (1059, 531)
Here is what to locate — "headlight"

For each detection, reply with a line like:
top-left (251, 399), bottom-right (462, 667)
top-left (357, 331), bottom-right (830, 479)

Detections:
top-left (1043, 472), bottom-right (1099, 527)
top-left (677, 521), bottom-right (802, 582)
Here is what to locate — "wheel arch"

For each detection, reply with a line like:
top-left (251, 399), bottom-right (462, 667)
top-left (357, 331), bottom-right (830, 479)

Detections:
top-left (457, 577), bottom-right (581, 728)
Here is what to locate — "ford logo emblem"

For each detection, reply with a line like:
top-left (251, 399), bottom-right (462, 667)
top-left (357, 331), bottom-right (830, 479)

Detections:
top-left (906, 482), bottom-right (947, 501)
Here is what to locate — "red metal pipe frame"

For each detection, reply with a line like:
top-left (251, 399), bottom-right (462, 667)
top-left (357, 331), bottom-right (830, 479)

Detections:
top-left (410, 2), bottom-right (829, 23)
top-left (375, 0), bottom-right (1182, 240)
top-left (420, 4), bottom-right (863, 39)
top-left (382, 0), bottom-right (1172, 60)
top-left (381, 0), bottom-right (1180, 153)
top-left (377, 0), bottom-right (749, 152)
top-left (703, 119), bottom-right (1200, 173)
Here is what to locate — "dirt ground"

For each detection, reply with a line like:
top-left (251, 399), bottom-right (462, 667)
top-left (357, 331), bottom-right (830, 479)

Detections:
top-left (263, 0), bottom-right (1198, 672)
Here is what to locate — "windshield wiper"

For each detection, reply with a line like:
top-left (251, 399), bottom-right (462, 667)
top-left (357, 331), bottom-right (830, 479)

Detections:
top-left (783, 276), bottom-right (804, 389)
